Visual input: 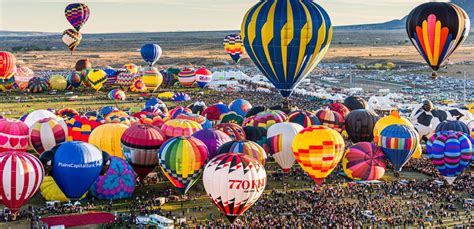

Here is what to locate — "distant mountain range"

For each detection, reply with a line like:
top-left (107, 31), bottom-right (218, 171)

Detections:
top-left (337, 0), bottom-right (474, 31)
top-left (1, 0), bottom-right (472, 37)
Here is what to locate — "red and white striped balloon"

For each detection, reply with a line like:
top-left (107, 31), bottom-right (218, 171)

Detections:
top-left (0, 151), bottom-right (44, 214)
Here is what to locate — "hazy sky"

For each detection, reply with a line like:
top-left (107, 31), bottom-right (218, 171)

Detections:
top-left (0, 0), bottom-right (433, 33)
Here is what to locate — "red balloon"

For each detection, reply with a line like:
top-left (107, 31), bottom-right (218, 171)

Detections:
top-left (0, 52), bottom-right (16, 79)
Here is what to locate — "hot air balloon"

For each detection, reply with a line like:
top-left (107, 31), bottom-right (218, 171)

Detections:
top-left (435, 120), bottom-right (470, 135)
top-left (66, 71), bottom-right (83, 89)
top-left (267, 122), bottom-right (303, 172)
top-left (27, 77), bottom-right (48, 93)
top-left (161, 119), bottom-right (202, 139)
top-left (373, 110), bottom-right (414, 144)
top-left (40, 141), bottom-right (106, 200)
top-left (220, 112), bottom-right (244, 126)
top-left (223, 34), bottom-right (245, 64)
top-left (328, 103), bottom-right (350, 118)
top-left (75, 58), bottom-right (92, 71)
top-left (40, 176), bottom-right (86, 202)
top-left (103, 67), bottom-right (118, 88)
top-left (140, 44), bottom-right (162, 66)
top-left (178, 68), bottom-right (195, 87)
top-left (57, 108), bottom-right (79, 119)
top-left (168, 106), bottom-right (192, 119)
top-left (343, 96), bottom-right (368, 111)
top-left (89, 123), bottom-right (128, 159)
top-left (130, 78), bottom-right (147, 93)
top-left (172, 92), bottom-right (191, 102)
top-left (243, 126), bottom-right (269, 154)
top-left (426, 131), bottom-right (472, 184)
top-left (86, 69), bottom-right (107, 91)
top-left (377, 124), bottom-right (418, 172)
top-left (29, 117), bottom-right (68, 154)
top-left (0, 52), bottom-right (16, 83)
top-left (141, 67), bottom-right (163, 92)
top-left (65, 115), bottom-right (103, 142)
top-left (315, 109), bottom-right (345, 133)
top-left (245, 106), bottom-right (266, 118)
top-left (158, 136), bottom-right (208, 194)
top-left (192, 129), bottom-right (232, 159)
top-left (203, 153), bottom-right (266, 223)
top-left (23, 109), bottom-right (59, 129)
top-left (65, 3), bottom-right (90, 31)
top-left (176, 113), bottom-right (212, 129)
top-left (49, 75), bottom-right (68, 91)
top-left (345, 109), bottom-right (380, 143)
top-left (215, 123), bottom-right (246, 141)
top-left (247, 110), bottom-right (287, 129)
top-left (123, 64), bottom-right (138, 74)
top-left (409, 103), bottom-right (450, 140)
top-left (216, 140), bottom-right (267, 166)
top-left (0, 118), bottom-right (29, 152)
top-left (62, 29), bottom-right (82, 53)
top-left (14, 66), bottom-right (34, 91)
top-left (406, 2), bottom-right (470, 79)
top-left (107, 89), bottom-right (126, 101)
top-left (292, 126), bottom-right (345, 185)
top-left (0, 151), bottom-right (44, 216)
top-left (342, 142), bottom-right (387, 181)
top-left (287, 111), bottom-right (320, 128)
top-left (202, 103), bottom-right (230, 122)
top-left (242, 0), bottom-right (332, 97)
top-left (194, 68), bottom-right (212, 88)
top-left (121, 124), bottom-right (166, 179)
top-left (89, 156), bottom-right (136, 200)
top-left (229, 99), bottom-right (252, 117)
top-left (116, 71), bottom-right (136, 91)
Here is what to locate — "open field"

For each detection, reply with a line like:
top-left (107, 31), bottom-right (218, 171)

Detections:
top-left (1, 30), bottom-right (474, 79)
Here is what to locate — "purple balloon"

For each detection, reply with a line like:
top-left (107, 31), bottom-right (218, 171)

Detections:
top-left (192, 129), bottom-right (232, 159)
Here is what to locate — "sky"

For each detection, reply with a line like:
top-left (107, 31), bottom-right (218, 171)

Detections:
top-left (0, 0), bottom-right (435, 33)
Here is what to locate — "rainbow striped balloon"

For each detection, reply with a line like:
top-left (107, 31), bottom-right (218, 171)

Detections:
top-left (246, 110), bottom-right (287, 129)
top-left (161, 119), bottom-right (202, 139)
top-left (315, 109), bottom-right (345, 133)
top-left (178, 68), bottom-right (196, 87)
top-left (287, 111), bottom-right (320, 128)
top-left (426, 131), bottom-right (472, 184)
top-left (158, 137), bottom-right (208, 194)
top-left (216, 140), bottom-right (267, 166)
top-left (29, 118), bottom-right (67, 155)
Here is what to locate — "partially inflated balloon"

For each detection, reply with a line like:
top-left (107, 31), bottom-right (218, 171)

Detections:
top-left (89, 157), bottom-right (136, 200)
top-left (14, 66), bottom-right (34, 91)
top-left (28, 77), bottom-right (48, 93)
top-left (292, 126), bottom-right (345, 185)
top-left (216, 140), bottom-right (267, 166)
top-left (130, 77), bottom-right (147, 93)
top-left (49, 75), bottom-right (68, 91)
top-left (89, 123), bottom-right (128, 159)
top-left (192, 129), bottom-right (232, 159)
top-left (161, 119), bottom-right (202, 138)
top-left (287, 111), bottom-right (320, 128)
top-left (62, 29), bottom-right (82, 53)
top-left (407, 2), bottom-right (470, 79)
top-left (242, 0), bottom-right (332, 97)
top-left (29, 117), bottom-right (67, 154)
top-left (178, 68), bottom-right (195, 87)
top-left (67, 71), bottom-right (82, 88)
top-left (75, 59), bottom-right (92, 71)
top-left (158, 137), bottom-right (208, 194)
top-left (345, 109), bottom-right (380, 143)
top-left (140, 44), bottom-right (162, 66)
top-left (223, 34), bottom-right (245, 64)
top-left (0, 52), bottom-right (16, 81)
top-left (0, 118), bottom-right (29, 152)
top-left (65, 3), bottom-right (90, 31)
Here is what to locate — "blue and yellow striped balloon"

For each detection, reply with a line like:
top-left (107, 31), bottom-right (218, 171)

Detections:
top-left (241, 0), bottom-right (332, 97)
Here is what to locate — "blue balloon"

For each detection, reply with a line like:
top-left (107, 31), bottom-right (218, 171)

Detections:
top-left (51, 141), bottom-right (104, 199)
top-left (99, 106), bottom-right (118, 117)
top-left (145, 98), bottom-right (163, 108)
top-left (378, 124), bottom-right (418, 171)
top-left (140, 44), bottom-right (162, 66)
top-left (89, 157), bottom-right (136, 200)
top-left (229, 99), bottom-right (252, 116)
top-left (242, 0), bottom-right (332, 98)
top-left (103, 67), bottom-right (117, 77)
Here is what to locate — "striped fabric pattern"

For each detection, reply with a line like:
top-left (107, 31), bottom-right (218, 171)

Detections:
top-left (378, 124), bottom-right (418, 171)
top-left (241, 0), bottom-right (332, 97)
top-left (29, 117), bottom-right (67, 155)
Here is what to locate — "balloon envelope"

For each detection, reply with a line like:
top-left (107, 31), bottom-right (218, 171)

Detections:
top-left (89, 157), bottom-right (136, 200)
top-left (140, 44), bottom-right (162, 66)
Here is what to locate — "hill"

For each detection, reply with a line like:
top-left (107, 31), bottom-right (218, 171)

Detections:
top-left (337, 0), bottom-right (473, 31)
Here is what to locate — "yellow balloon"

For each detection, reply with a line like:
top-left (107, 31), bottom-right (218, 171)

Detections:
top-left (412, 144), bottom-right (422, 159)
top-left (40, 176), bottom-right (86, 202)
top-left (89, 123), bottom-right (128, 158)
top-left (87, 69), bottom-right (107, 91)
top-left (142, 67), bottom-right (163, 93)
top-left (467, 102), bottom-right (474, 115)
top-left (158, 92), bottom-right (174, 99)
top-left (49, 75), bottom-right (68, 91)
top-left (292, 126), bottom-right (345, 185)
top-left (373, 110), bottom-right (413, 144)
